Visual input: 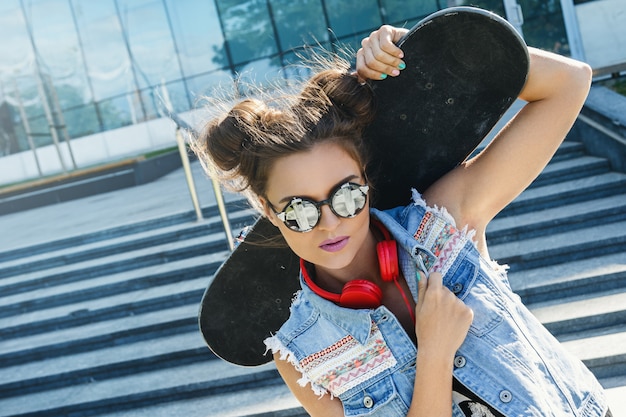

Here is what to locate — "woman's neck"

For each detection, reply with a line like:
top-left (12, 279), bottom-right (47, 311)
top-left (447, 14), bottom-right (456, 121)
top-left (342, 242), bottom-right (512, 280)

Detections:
top-left (313, 224), bottom-right (381, 292)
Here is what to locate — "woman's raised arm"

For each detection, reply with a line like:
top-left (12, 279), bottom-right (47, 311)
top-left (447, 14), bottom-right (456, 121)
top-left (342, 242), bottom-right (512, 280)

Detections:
top-left (424, 47), bottom-right (592, 249)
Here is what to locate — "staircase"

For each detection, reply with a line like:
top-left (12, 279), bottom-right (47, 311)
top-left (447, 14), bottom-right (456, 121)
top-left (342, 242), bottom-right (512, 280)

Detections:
top-left (0, 138), bottom-right (624, 417)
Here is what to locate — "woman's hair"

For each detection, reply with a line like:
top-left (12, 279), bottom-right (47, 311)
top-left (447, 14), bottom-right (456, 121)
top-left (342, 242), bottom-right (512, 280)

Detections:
top-left (192, 57), bottom-right (377, 214)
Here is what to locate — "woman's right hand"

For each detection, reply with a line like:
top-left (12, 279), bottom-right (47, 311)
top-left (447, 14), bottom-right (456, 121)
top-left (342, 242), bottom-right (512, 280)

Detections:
top-left (356, 25), bottom-right (408, 81)
top-left (415, 272), bottom-right (473, 360)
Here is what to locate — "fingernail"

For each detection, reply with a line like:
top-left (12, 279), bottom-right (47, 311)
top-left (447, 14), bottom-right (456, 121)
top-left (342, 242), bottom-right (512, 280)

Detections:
top-left (380, 73), bottom-right (388, 80)
top-left (416, 271), bottom-right (421, 282)
top-left (391, 69), bottom-right (400, 76)
top-left (398, 62), bottom-right (406, 70)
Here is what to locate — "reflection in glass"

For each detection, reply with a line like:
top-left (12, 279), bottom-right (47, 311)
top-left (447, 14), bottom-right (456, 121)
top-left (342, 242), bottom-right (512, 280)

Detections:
top-left (381, 0), bottom-right (439, 25)
top-left (269, 0), bottom-right (328, 52)
top-left (185, 70), bottom-right (234, 105)
top-left (517, 0), bottom-right (569, 54)
top-left (116, 0), bottom-right (183, 89)
top-left (216, 0), bottom-right (278, 65)
top-left (26, 0), bottom-right (92, 109)
top-left (141, 79), bottom-right (190, 118)
top-left (72, 0), bottom-right (134, 101)
top-left (98, 94), bottom-right (137, 130)
top-left (324, 0), bottom-right (381, 38)
top-left (63, 104), bottom-right (100, 138)
top-left (235, 57), bottom-right (283, 95)
top-left (164, 0), bottom-right (227, 77)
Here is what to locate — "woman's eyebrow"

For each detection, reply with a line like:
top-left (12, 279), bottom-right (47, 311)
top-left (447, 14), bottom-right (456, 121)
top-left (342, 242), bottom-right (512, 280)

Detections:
top-left (277, 174), bottom-right (361, 204)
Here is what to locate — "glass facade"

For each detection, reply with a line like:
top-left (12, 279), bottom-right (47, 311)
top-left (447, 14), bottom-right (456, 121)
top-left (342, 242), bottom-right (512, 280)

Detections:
top-left (0, 0), bottom-right (571, 163)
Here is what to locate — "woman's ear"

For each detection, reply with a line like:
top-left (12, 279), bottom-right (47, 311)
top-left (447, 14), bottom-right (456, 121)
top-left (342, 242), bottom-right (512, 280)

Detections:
top-left (259, 197), bottom-right (280, 228)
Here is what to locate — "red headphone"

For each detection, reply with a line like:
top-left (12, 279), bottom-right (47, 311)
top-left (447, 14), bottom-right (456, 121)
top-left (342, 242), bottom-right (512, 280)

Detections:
top-left (301, 220), bottom-right (415, 321)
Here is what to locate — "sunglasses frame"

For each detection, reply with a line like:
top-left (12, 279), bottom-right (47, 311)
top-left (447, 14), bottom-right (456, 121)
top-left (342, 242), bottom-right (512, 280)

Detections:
top-left (271, 182), bottom-right (369, 232)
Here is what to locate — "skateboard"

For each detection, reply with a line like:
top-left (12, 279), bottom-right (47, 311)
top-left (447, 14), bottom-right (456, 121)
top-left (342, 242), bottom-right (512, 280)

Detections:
top-left (199, 6), bottom-right (529, 366)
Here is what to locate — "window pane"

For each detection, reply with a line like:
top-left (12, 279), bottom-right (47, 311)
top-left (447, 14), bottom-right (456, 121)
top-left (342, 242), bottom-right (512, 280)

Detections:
top-left (98, 94), bottom-right (138, 129)
top-left (281, 51), bottom-right (315, 83)
top-left (0, 1), bottom-right (33, 89)
top-left (517, 0), bottom-right (569, 54)
top-left (27, 0), bottom-right (92, 108)
top-left (381, 0), bottom-right (439, 25)
top-left (185, 70), bottom-right (234, 105)
top-left (63, 104), bottom-right (101, 138)
top-left (28, 116), bottom-right (53, 148)
top-left (325, 0), bottom-right (381, 38)
top-left (448, 0), bottom-right (505, 17)
top-left (164, 0), bottom-right (228, 77)
top-left (116, 0), bottom-right (183, 89)
top-left (269, 0), bottom-right (328, 51)
top-left (235, 57), bottom-right (283, 94)
top-left (71, 0), bottom-right (135, 101)
top-left (142, 80), bottom-right (190, 118)
top-left (0, 102), bottom-right (22, 155)
top-left (216, 0), bottom-right (278, 65)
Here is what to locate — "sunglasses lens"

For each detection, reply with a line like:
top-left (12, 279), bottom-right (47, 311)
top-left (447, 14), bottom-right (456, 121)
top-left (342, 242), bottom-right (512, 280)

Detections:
top-left (283, 199), bottom-right (319, 232)
top-left (331, 184), bottom-right (367, 218)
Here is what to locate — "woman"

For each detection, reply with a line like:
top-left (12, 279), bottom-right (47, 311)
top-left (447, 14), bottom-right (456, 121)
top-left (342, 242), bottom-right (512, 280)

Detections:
top-left (194, 21), bottom-right (608, 417)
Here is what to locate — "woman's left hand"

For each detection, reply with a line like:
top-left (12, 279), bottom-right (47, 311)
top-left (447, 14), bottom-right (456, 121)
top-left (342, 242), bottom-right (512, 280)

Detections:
top-left (356, 25), bottom-right (408, 81)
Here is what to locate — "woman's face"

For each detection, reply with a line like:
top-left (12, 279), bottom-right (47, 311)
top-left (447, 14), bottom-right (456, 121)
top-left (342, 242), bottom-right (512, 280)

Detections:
top-left (262, 141), bottom-right (371, 274)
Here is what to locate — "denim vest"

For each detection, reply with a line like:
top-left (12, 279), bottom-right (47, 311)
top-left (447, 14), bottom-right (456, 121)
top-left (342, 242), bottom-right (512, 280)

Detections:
top-left (265, 192), bottom-right (608, 416)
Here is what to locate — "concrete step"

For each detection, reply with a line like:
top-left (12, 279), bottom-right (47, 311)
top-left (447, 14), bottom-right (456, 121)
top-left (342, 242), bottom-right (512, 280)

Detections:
top-left (487, 194), bottom-right (626, 244)
top-left (508, 252), bottom-right (626, 304)
top-left (551, 140), bottom-right (586, 162)
top-left (490, 219), bottom-right (626, 271)
top-left (0, 355), bottom-right (281, 417)
top-left (500, 171), bottom-right (626, 217)
top-left (530, 290), bottom-right (626, 338)
top-left (530, 154), bottom-right (610, 188)
top-left (0, 232), bottom-right (228, 300)
top-left (562, 330), bottom-right (626, 381)
top-left (0, 275), bottom-right (209, 340)
top-left (0, 251), bottom-right (226, 321)
top-left (0, 199), bottom-right (248, 263)
top-left (0, 304), bottom-right (201, 367)
top-left (0, 208), bottom-right (254, 279)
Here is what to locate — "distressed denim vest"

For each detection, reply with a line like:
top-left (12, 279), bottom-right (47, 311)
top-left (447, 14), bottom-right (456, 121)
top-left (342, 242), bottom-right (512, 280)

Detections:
top-left (265, 191), bottom-right (608, 416)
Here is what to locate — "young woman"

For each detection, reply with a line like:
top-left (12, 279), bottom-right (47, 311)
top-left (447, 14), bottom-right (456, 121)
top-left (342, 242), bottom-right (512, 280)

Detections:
top-left (194, 21), bottom-right (609, 417)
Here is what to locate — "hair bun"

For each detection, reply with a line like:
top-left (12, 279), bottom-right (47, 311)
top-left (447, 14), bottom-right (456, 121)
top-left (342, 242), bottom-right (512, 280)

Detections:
top-left (302, 70), bottom-right (375, 129)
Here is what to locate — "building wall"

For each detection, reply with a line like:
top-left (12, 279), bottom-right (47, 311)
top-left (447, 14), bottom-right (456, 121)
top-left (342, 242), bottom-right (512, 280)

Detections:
top-left (0, 0), bottom-right (605, 186)
top-left (576, 0), bottom-right (626, 69)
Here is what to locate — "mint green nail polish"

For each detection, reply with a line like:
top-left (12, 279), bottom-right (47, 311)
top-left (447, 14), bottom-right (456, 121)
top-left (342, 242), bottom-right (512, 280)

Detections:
top-left (380, 73), bottom-right (387, 80)
top-left (398, 62), bottom-right (406, 70)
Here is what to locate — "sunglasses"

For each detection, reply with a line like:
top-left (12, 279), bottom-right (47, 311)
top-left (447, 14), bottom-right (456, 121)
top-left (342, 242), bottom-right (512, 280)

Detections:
top-left (270, 182), bottom-right (369, 232)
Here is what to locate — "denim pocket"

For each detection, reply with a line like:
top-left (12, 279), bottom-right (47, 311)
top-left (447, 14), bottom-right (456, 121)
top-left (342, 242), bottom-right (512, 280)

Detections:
top-left (342, 376), bottom-right (407, 417)
top-left (444, 259), bottom-right (505, 337)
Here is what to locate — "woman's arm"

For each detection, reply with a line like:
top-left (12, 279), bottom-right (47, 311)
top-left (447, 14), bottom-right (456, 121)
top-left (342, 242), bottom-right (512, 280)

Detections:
top-left (424, 47), bottom-right (592, 246)
top-left (357, 26), bottom-right (592, 253)
top-left (274, 353), bottom-right (345, 416)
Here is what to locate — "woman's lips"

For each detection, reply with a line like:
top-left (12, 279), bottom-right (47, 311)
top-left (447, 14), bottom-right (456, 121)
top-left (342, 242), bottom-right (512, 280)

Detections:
top-left (320, 236), bottom-right (349, 252)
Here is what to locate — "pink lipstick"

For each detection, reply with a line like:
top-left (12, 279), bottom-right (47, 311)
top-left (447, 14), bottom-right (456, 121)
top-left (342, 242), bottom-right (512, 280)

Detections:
top-left (320, 236), bottom-right (349, 252)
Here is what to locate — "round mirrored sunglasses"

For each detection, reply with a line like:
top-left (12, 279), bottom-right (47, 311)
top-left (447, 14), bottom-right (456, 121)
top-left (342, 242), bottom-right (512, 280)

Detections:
top-left (272, 182), bottom-right (369, 232)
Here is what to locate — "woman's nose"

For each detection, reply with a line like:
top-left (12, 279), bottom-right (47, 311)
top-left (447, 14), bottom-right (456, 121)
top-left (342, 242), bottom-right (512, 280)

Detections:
top-left (317, 204), bottom-right (341, 231)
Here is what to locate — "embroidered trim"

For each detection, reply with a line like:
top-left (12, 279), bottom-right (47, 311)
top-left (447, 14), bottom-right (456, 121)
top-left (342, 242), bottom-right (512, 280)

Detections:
top-left (296, 322), bottom-right (397, 397)
top-left (411, 190), bottom-right (476, 276)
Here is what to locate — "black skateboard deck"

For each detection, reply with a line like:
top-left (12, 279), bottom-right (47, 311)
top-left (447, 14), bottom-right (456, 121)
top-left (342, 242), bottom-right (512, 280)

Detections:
top-left (199, 6), bottom-right (529, 366)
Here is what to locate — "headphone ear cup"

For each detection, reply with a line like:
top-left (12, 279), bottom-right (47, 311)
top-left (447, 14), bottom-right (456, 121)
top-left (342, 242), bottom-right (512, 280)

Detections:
top-left (377, 240), bottom-right (399, 282)
top-left (340, 280), bottom-right (383, 309)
